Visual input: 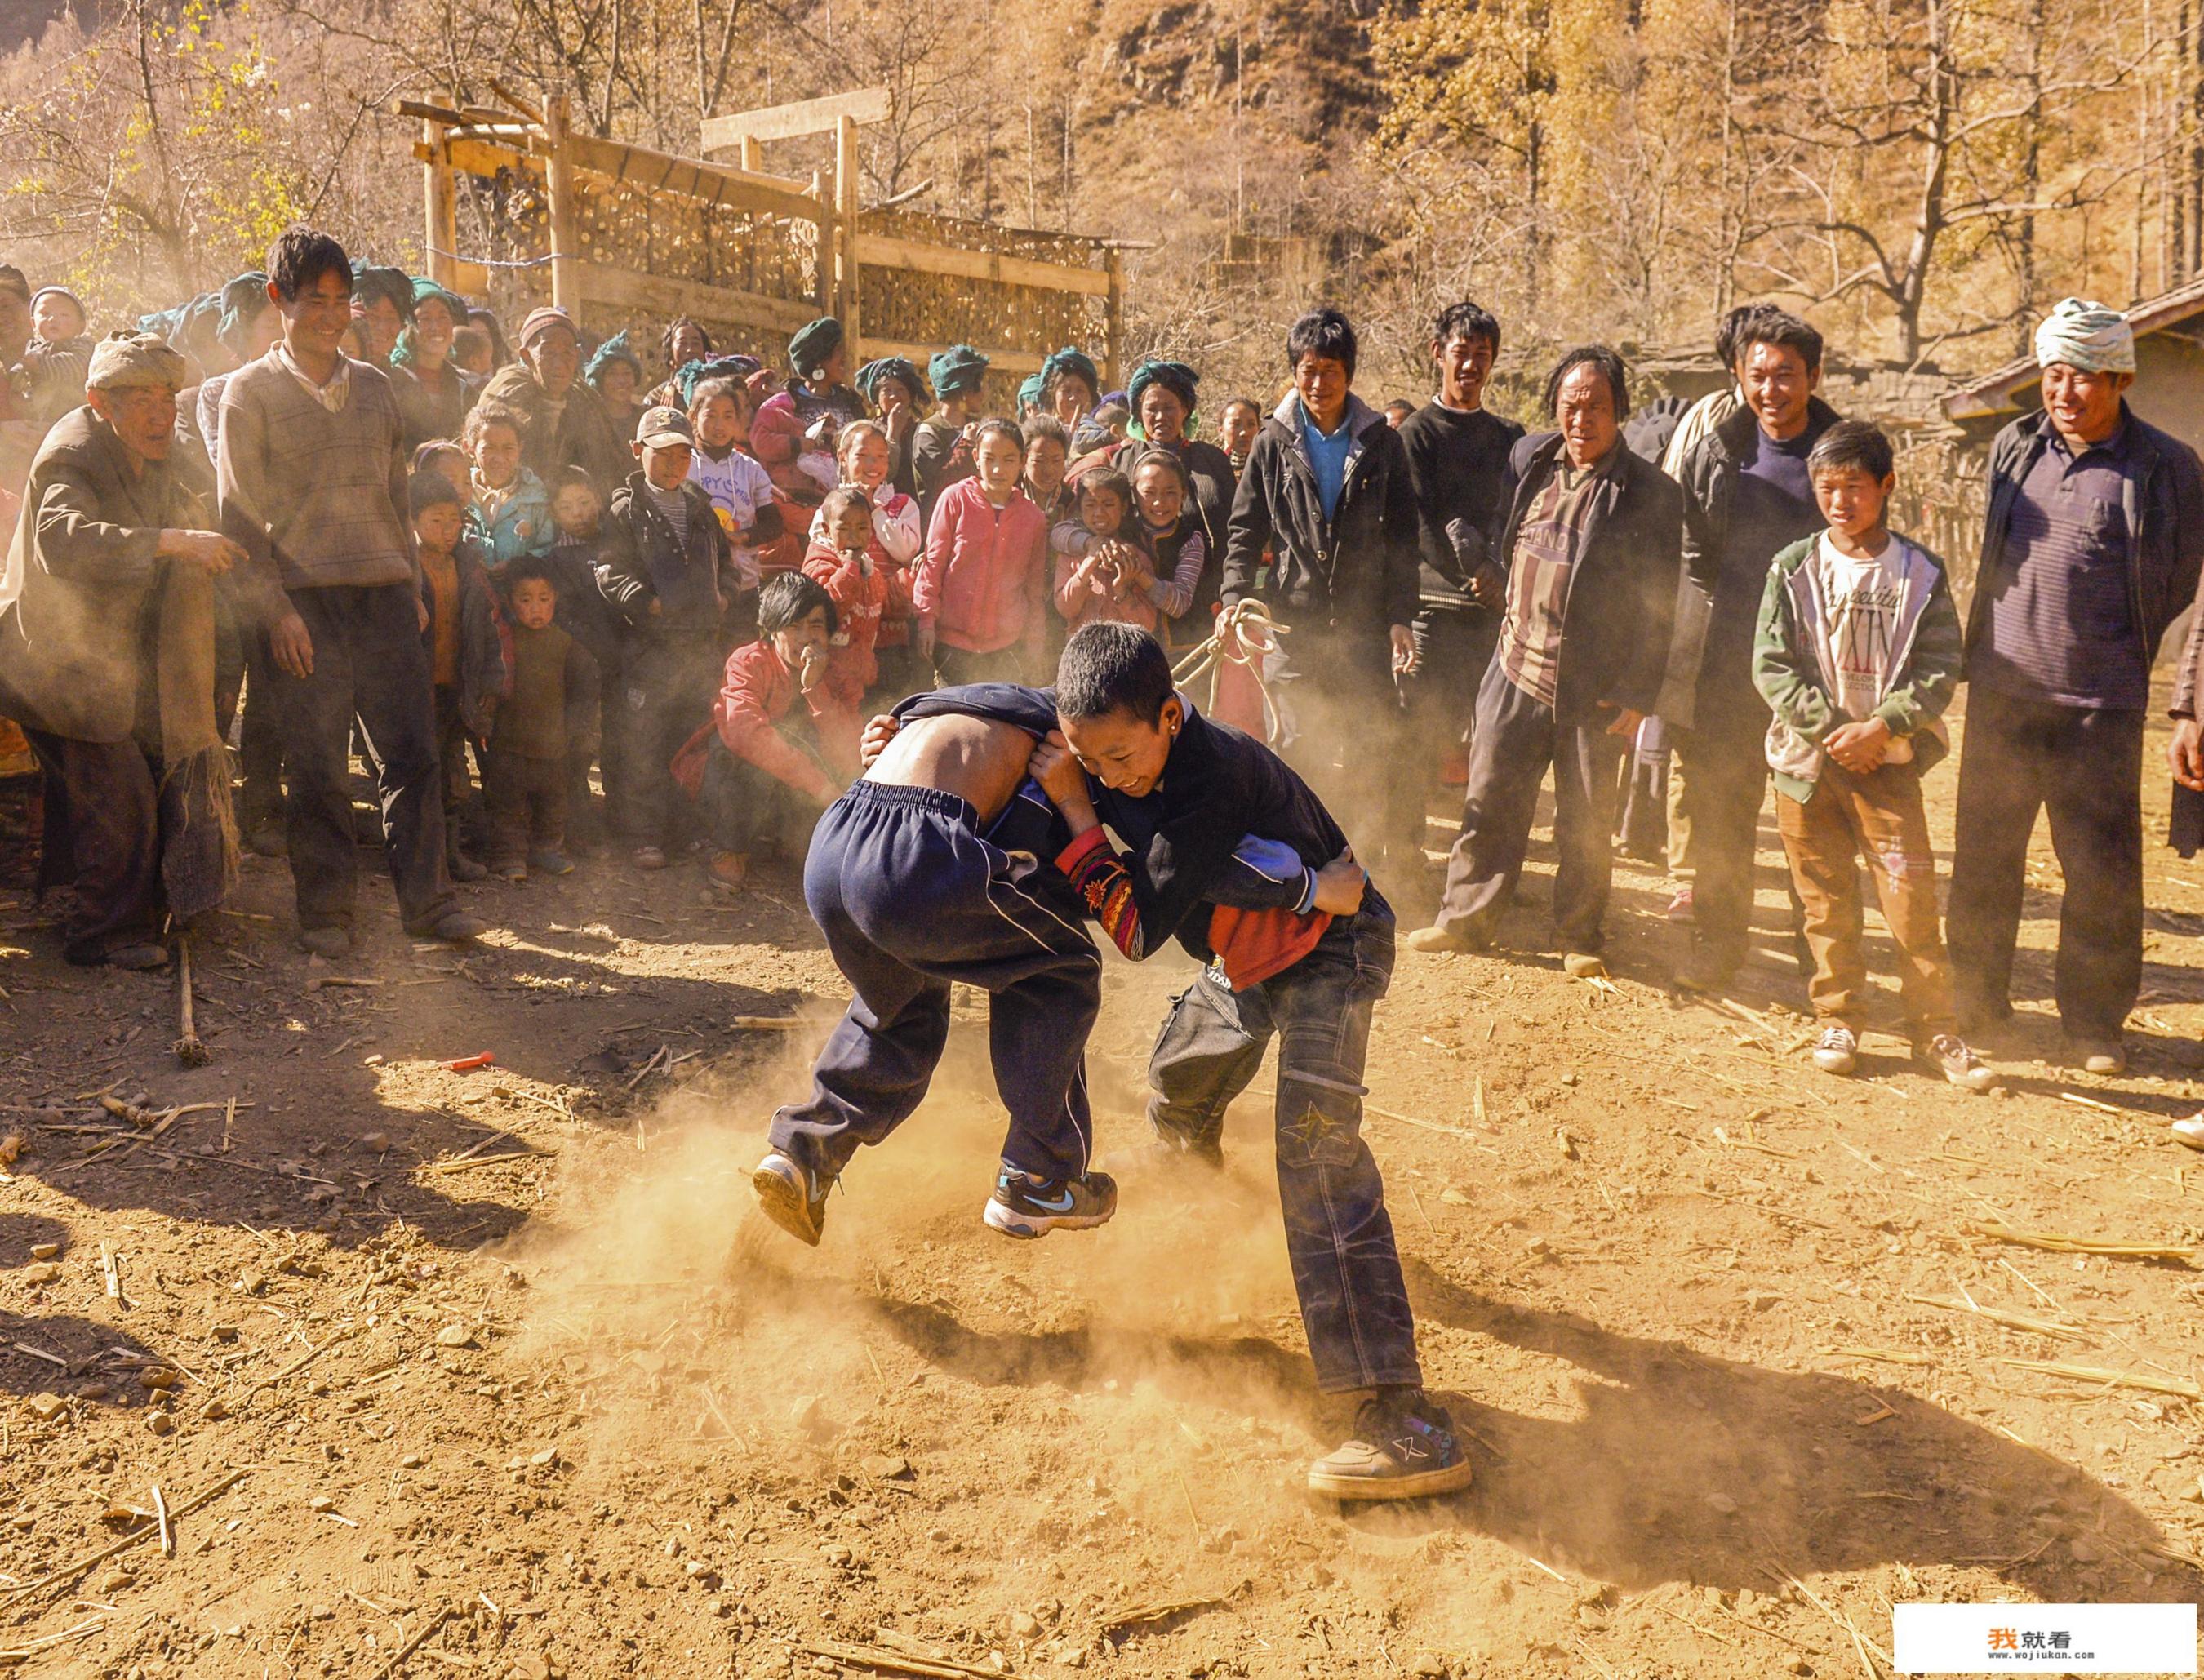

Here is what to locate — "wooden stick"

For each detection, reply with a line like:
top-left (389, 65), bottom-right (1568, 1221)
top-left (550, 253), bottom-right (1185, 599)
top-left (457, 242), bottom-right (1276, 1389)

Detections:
top-left (1969, 1220), bottom-right (2194, 1260)
top-left (1902, 1292), bottom-right (2090, 1343)
top-left (151, 1484), bottom-right (171, 1558)
top-left (173, 936), bottom-right (209, 1067)
top-left (0, 1468), bottom-right (247, 1600)
top-left (796, 1638), bottom-right (998, 1679)
top-left (371, 1605), bottom-right (452, 1680)
top-left (415, 1149), bottom-right (555, 1176)
top-left (1995, 1358), bottom-right (2202, 1400)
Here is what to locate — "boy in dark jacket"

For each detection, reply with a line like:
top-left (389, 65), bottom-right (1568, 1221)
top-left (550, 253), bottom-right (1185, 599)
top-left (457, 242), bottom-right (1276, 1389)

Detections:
top-left (1405, 347), bottom-right (1681, 972)
top-left (1751, 421), bottom-right (1991, 1091)
top-left (545, 467), bottom-right (621, 849)
top-left (1220, 309), bottom-right (1420, 869)
top-left (484, 557), bottom-right (599, 881)
top-left (596, 405), bottom-right (735, 868)
top-left (411, 470), bottom-right (507, 884)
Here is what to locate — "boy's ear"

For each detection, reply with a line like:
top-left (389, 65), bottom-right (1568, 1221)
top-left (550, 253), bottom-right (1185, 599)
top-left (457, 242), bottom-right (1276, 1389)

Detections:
top-left (1159, 695), bottom-right (1184, 738)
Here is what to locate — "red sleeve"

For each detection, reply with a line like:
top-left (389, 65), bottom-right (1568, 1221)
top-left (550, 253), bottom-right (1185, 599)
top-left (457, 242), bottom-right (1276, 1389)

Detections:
top-left (750, 395), bottom-right (802, 467)
top-left (913, 485), bottom-right (956, 620)
top-left (713, 644), bottom-right (837, 802)
top-left (802, 543), bottom-right (866, 615)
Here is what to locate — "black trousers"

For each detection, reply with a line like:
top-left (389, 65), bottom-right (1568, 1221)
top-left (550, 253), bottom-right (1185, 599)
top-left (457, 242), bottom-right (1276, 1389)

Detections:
top-left (1266, 629), bottom-right (1399, 870)
top-left (1385, 604), bottom-right (1499, 867)
top-left (237, 634), bottom-right (286, 831)
top-left (21, 728), bottom-right (162, 962)
top-left (269, 583), bottom-right (455, 934)
top-left (615, 637), bottom-right (722, 847)
top-left (696, 735), bottom-right (824, 858)
top-left (1948, 689), bottom-right (2144, 1040)
top-left (1674, 696), bottom-right (1774, 973)
top-left (484, 749), bottom-right (567, 864)
top-left (1434, 659), bottom-right (1625, 955)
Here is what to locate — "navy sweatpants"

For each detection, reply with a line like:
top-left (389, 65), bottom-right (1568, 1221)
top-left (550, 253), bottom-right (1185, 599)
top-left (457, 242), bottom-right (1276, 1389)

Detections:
top-left (769, 780), bottom-right (1103, 1183)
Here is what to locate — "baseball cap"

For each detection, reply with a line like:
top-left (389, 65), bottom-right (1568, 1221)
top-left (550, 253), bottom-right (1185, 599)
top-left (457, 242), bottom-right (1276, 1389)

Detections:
top-left (636, 405), bottom-right (694, 447)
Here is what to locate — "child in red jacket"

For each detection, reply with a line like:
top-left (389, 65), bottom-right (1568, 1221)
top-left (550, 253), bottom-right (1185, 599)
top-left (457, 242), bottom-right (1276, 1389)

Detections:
top-left (802, 487), bottom-right (909, 713)
top-left (912, 420), bottom-right (1047, 686)
top-left (675, 572), bottom-right (857, 895)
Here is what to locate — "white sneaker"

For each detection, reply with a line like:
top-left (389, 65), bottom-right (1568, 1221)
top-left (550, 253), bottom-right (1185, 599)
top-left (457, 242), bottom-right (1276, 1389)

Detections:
top-left (2172, 1115), bottom-right (2204, 1153)
top-left (1812, 1024), bottom-right (1859, 1076)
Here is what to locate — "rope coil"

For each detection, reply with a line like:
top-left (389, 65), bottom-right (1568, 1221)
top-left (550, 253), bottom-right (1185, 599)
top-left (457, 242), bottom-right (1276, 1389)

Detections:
top-left (1171, 599), bottom-right (1288, 745)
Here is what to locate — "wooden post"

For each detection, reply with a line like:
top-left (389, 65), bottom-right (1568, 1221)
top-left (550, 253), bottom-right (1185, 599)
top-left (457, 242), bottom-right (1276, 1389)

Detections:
top-left (544, 92), bottom-right (580, 315)
top-left (837, 113), bottom-right (862, 356)
top-left (739, 135), bottom-right (762, 174)
top-left (811, 170), bottom-right (834, 318)
top-left (422, 104), bottom-right (460, 291)
top-left (1104, 248), bottom-right (1126, 389)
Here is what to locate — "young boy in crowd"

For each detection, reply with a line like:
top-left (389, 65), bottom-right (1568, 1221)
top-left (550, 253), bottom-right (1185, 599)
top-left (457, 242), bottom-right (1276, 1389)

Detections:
top-left (914, 419), bottom-right (1047, 685)
top-left (810, 420), bottom-right (923, 564)
top-left (544, 468), bottom-right (620, 846)
top-left (1752, 420), bottom-right (1993, 1091)
top-left (465, 405), bottom-right (551, 568)
top-left (411, 470), bottom-right (508, 883)
top-left (598, 405), bottom-right (735, 869)
top-left (415, 439), bottom-right (471, 502)
top-left (484, 557), bottom-right (599, 881)
top-left (687, 375), bottom-right (781, 591)
top-left (1052, 467), bottom-right (1157, 633)
top-left (678, 571), bottom-right (856, 896)
top-left (1023, 416), bottom-right (1075, 527)
top-left (802, 487), bottom-right (908, 717)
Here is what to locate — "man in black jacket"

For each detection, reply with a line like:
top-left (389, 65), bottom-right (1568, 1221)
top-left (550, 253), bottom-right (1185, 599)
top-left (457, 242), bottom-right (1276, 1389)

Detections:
top-left (1672, 310), bottom-right (1840, 990)
top-left (1389, 301), bottom-right (1525, 876)
top-left (1403, 346), bottom-right (1682, 970)
top-left (1955, 299), bottom-right (2204, 1072)
top-left (1222, 309), bottom-right (1420, 869)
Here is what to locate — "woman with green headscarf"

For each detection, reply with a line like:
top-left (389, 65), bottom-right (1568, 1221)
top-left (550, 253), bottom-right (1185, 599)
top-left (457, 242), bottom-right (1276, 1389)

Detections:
top-left (856, 355), bottom-right (927, 499)
top-left (585, 330), bottom-right (645, 438)
top-left (389, 278), bottom-right (482, 454)
top-left (1039, 346), bottom-right (1099, 429)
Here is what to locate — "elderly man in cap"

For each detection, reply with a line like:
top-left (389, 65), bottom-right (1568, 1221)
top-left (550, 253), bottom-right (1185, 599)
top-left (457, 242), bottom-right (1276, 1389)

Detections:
top-left (1949, 298), bottom-right (2204, 1073)
top-left (218, 224), bottom-right (487, 958)
top-left (0, 331), bottom-right (246, 968)
top-left (479, 306), bottom-right (629, 491)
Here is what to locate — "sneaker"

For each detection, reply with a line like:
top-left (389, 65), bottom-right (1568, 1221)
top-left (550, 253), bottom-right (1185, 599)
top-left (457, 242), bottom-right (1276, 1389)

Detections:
top-left (2172, 1115), bottom-right (2204, 1153)
top-left (99, 942), bottom-right (171, 972)
top-left (1922, 1033), bottom-right (1997, 1093)
top-left (1665, 885), bottom-right (1695, 924)
top-left (983, 1168), bottom-right (1118, 1238)
top-left (1562, 951), bottom-right (1607, 980)
top-left (707, 851), bottom-right (749, 894)
top-left (530, 850), bottom-right (575, 877)
top-left (407, 909), bottom-right (487, 944)
top-left (2073, 1038), bottom-right (2127, 1076)
top-left (495, 860), bottom-right (527, 882)
top-left (447, 852), bottom-right (489, 882)
top-left (752, 1151), bottom-right (832, 1247)
top-left (297, 926), bottom-right (353, 959)
top-left (1811, 1024), bottom-right (1859, 1076)
top-left (1402, 924), bottom-right (1487, 956)
top-left (1307, 1392), bottom-right (1476, 1501)
top-left (633, 846), bottom-right (669, 870)
top-left (245, 821), bottom-right (287, 858)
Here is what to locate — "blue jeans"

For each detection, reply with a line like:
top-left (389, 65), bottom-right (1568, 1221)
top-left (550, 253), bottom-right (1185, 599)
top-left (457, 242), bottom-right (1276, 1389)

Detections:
top-left (1144, 900), bottom-right (1424, 1394)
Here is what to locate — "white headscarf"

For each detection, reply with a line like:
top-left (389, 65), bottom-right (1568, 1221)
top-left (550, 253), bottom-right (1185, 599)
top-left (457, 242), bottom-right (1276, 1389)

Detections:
top-left (2033, 298), bottom-right (2135, 375)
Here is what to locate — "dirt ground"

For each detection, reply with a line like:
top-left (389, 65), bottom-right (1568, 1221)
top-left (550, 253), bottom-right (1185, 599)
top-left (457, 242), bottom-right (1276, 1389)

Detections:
top-left (4, 694), bottom-right (2204, 1680)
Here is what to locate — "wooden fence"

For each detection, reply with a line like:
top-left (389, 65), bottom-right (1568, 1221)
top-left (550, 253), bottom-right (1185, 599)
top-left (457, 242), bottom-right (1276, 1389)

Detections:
top-left (407, 90), bottom-right (1120, 407)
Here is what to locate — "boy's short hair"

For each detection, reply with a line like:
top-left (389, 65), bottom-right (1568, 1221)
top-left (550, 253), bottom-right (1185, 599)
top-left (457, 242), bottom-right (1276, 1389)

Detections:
top-left (1022, 414), bottom-right (1069, 453)
top-left (1736, 307), bottom-right (1824, 376)
top-left (1433, 300), bottom-right (1501, 354)
top-left (412, 438), bottom-right (464, 472)
top-left (407, 469), bottom-right (464, 519)
top-left (688, 376), bottom-right (744, 416)
top-left (1057, 621), bottom-right (1175, 724)
top-left (1384, 398), bottom-right (1415, 421)
top-left (451, 323), bottom-right (491, 364)
top-left (464, 402), bottom-right (523, 448)
top-left (973, 417), bottom-right (1024, 453)
top-left (820, 484), bottom-right (873, 526)
top-left (1221, 395), bottom-right (1260, 416)
top-left (758, 570), bottom-right (837, 638)
top-left (504, 553), bottom-right (559, 593)
top-left (1543, 344), bottom-right (1632, 422)
top-left (1286, 308), bottom-right (1358, 379)
top-left (265, 226), bottom-right (351, 304)
top-left (1081, 466), bottom-right (1133, 512)
top-left (1807, 419), bottom-right (1895, 482)
top-left (552, 464), bottom-right (598, 498)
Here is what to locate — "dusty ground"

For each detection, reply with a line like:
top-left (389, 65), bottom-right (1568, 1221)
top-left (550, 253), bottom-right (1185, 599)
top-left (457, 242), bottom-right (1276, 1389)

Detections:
top-left (4, 694), bottom-right (2204, 1680)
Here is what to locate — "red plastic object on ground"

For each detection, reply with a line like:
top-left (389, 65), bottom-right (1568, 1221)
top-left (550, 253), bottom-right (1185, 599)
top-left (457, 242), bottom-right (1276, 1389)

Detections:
top-left (445, 1052), bottom-right (496, 1072)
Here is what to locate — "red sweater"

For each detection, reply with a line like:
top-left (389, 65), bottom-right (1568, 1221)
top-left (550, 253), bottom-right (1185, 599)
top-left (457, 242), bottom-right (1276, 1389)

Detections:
top-left (802, 540), bottom-right (908, 704)
top-left (913, 479), bottom-right (1047, 655)
top-left (698, 639), bottom-right (856, 802)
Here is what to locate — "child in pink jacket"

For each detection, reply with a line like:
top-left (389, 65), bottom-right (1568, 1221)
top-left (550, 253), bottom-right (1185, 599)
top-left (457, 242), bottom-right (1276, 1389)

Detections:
top-left (912, 420), bottom-right (1047, 686)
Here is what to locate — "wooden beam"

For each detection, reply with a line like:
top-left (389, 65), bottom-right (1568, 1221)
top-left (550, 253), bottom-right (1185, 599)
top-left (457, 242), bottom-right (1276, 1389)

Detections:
top-left (854, 233), bottom-right (1109, 297)
top-left (1104, 249), bottom-right (1125, 389)
top-left (571, 262), bottom-right (820, 336)
top-left (559, 131), bottom-right (820, 223)
top-left (421, 99), bottom-right (459, 293)
top-left (859, 337), bottom-right (1047, 378)
top-left (412, 136), bottom-right (542, 180)
top-left (543, 93), bottom-right (580, 314)
top-left (393, 97), bottom-right (472, 127)
top-left (700, 87), bottom-right (891, 153)
top-left (837, 113), bottom-right (862, 354)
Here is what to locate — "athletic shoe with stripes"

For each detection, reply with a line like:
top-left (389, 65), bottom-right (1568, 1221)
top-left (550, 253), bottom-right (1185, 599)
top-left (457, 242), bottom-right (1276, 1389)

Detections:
top-left (983, 1168), bottom-right (1118, 1238)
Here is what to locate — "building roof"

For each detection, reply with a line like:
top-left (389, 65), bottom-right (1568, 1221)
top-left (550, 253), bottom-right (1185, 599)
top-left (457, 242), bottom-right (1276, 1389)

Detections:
top-left (1942, 276), bottom-right (2204, 421)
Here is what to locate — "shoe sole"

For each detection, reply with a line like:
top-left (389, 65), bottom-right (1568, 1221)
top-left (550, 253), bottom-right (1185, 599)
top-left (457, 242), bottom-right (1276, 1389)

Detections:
top-left (1308, 1459), bottom-right (1475, 1501)
top-left (982, 1198), bottom-right (1116, 1239)
top-left (1812, 1055), bottom-right (1856, 1075)
top-left (752, 1164), bottom-right (824, 1247)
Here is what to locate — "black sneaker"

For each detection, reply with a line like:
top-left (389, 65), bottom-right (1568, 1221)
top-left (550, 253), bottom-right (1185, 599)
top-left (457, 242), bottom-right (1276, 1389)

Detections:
top-left (753, 1151), bottom-right (832, 1247)
top-left (1308, 1393), bottom-right (1476, 1501)
top-left (982, 1168), bottom-right (1118, 1238)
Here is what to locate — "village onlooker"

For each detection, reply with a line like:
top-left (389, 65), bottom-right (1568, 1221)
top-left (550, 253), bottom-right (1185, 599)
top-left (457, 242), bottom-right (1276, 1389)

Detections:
top-left (1750, 420), bottom-right (1992, 1090)
top-left (1392, 301), bottom-right (1525, 873)
top-left (1384, 398), bottom-right (1415, 428)
top-left (1023, 416), bottom-right (1075, 527)
top-left (914, 344), bottom-right (989, 518)
top-left (389, 280), bottom-right (481, 454)
top-left (1221, 307), bottom-right (1420, 866)
top-left (802, 486), bottom-right (901, 715)
top-left (478, 306), bottom-right (629, 492)
top-left (0, 267), bottom-right (30, 370)
top-left (1951, 299), bottom-right (2204, 1073)
top-left (483, 555), bottom-right (598, 882)
top-left (349, 266), bottom-right (414, 367)
top-left (464, 404), bottom-right (551, 570)
top-left (914, 418), bottom-right (1046, 684)
top-left (410, 469), bottom-right (504, 882)
top-left (1404, 345), bottom-right (1680, 971)
top-left (1127, 359), bottom-right (1235, 576)
top-left (597, 403), bottom-right (734, 869)
top-left (1218, 397), bottom-right (1262, 479)
top-left (216, 227), bottom-right (483, 955)
top-left (544, 466), bottom-right (620, 848)
top-left (1673, 308), bottom-right (1840, 992)
top-left (855, 355), bottom-right (926, 499)
top-left (0, 331), bottom-right (246, 968)
top-left (1041, 347), bottom-right (1100, 429)
top-left (451, 323), bottom-right (494, 380)
top-left (193, 273), bottom-right (280, 467)
top-left (21, 285), bottom-right (93, 429)
top-left (1017, 372), bottom-right (1046, 421)
top-left (652, 318), bottom-right (712, 406)
top-left (1053, 465), bottom-right (1155, 633)
top-left (584, 331), bottom-right (644, 439)
top-left (1129, 449), bottom-right (1211, 651)
top-left (753, 318), bottom-right (865, 484)
top-left (687, 376), bottom-right (780, 590)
